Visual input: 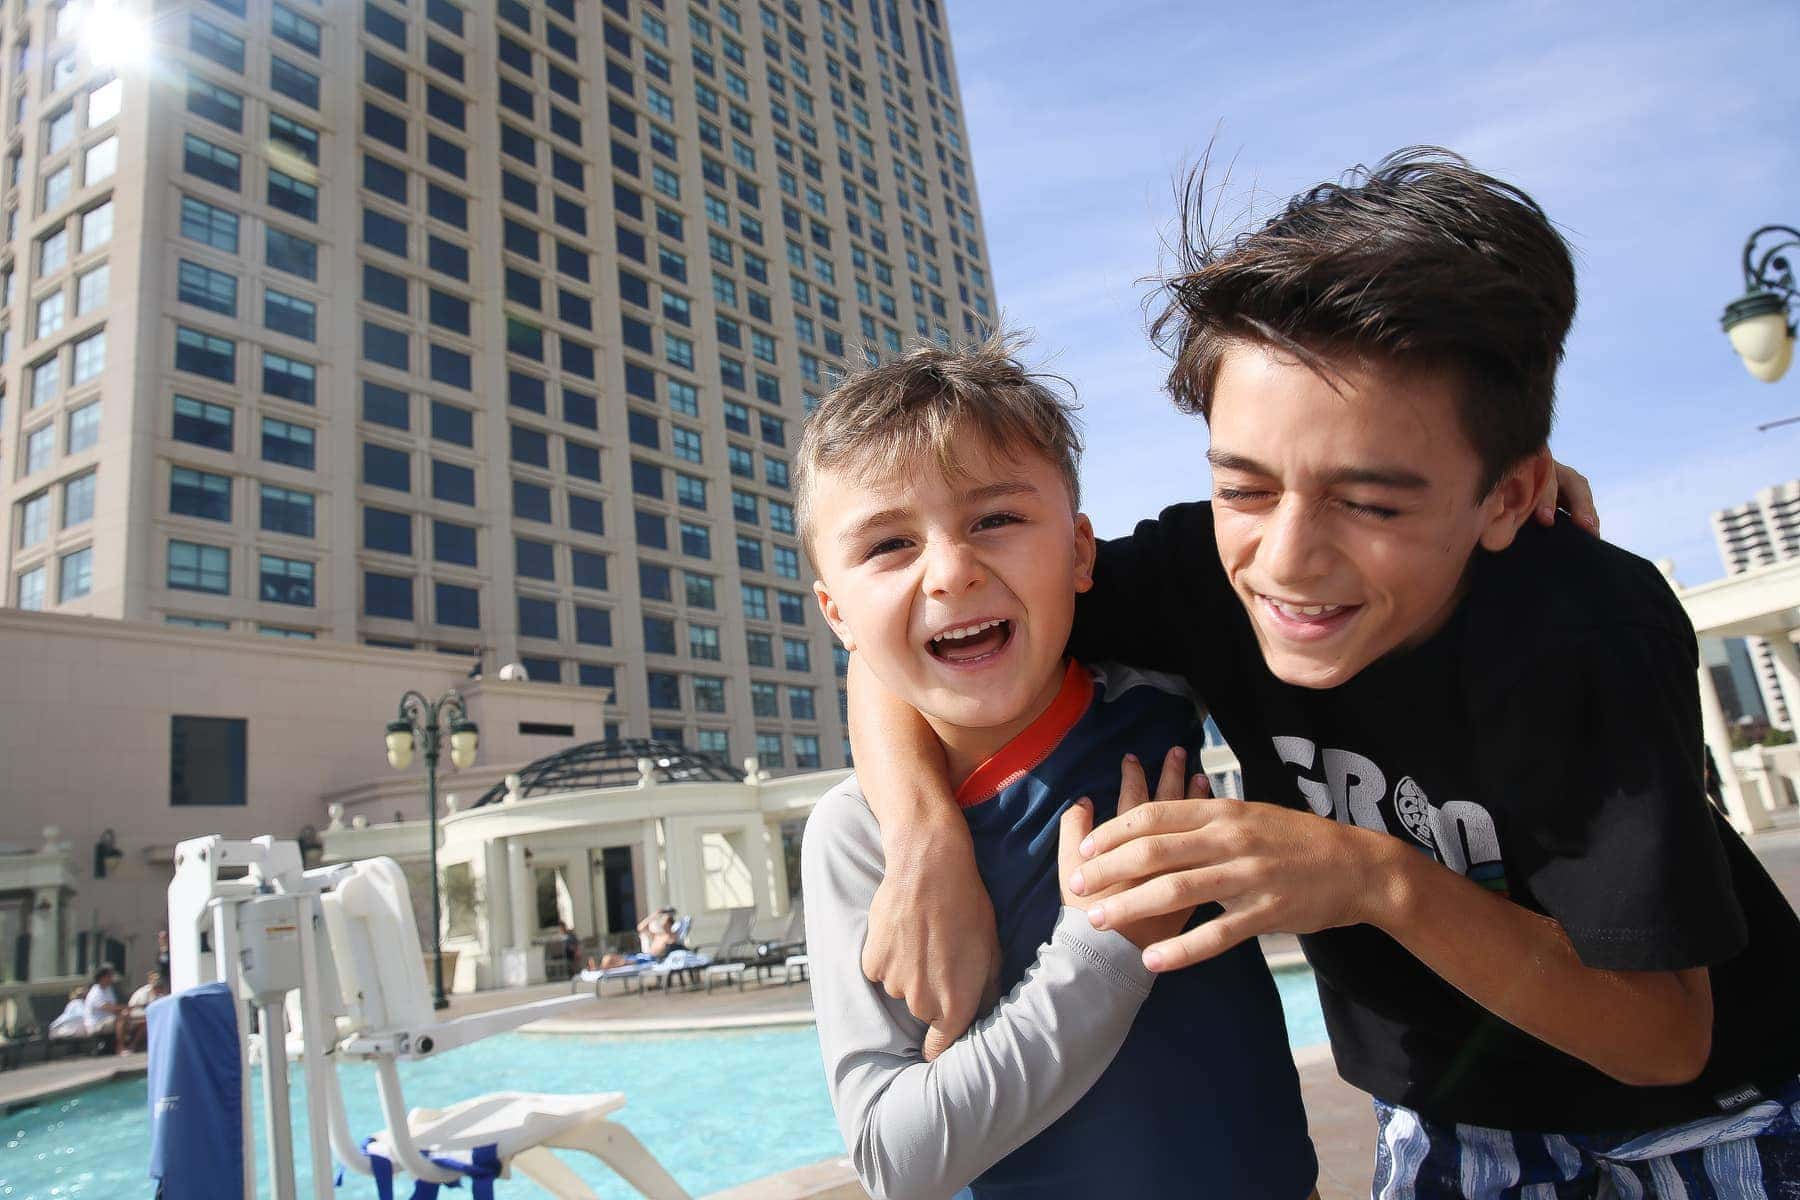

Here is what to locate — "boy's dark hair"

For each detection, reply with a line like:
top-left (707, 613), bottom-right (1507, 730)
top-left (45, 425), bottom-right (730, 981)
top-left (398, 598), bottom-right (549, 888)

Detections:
top-left (1153, 147), bottom-right (1576, 493)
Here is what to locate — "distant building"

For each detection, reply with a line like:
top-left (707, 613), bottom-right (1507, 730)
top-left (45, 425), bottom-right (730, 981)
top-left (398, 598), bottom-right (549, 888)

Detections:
top-left (1711, 480), bottom-right (1800, 728)
top-left (0, 0), bottom-right (998, 776)
top-left (1701, 636), bottom-right (1769, 727)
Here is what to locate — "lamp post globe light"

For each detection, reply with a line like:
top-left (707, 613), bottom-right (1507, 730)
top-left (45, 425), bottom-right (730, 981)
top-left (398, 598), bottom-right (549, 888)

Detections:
top-left (1721, 225), bottom-right (1800, 384)
top-left (385, 690), bottom-right (478, 1009)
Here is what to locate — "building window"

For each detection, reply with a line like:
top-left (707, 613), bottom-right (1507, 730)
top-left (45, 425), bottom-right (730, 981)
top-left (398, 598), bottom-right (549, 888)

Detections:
top-left (788, 685), bottom-right (816, 720)
top-left (263, 351), bottom-right (316, 404)
top-left (175, 325), bottom-right (235, 382)
top-left (575, 605), bottom-right (612, 645)
top-left (432, 458), bottom-right (475, 504)
top-left (266, 227), bottom-right (318, 280)
top-left (168, 540), bottom-right (230, 594)
top-left (515, 535), bottom-right (555, 580)
top-left (18, 491), bottom-right (50, 548)
top-left (181, 195), bottom-right (239, 252)
top-left (76, 263), bottom-right (108, 314)
top-left (262, 417), bottom-right (314, 468)
top-left (179, 260), bottom-right (238, 315)
top-left (258, 283), bottom-right (315, 338)
top-left (746, 630), bottom-right (774, 667)
top-left (262, 167), bottom-right (317, 222)
top-left (259, 553), bottom-right (314, 605)
top-left (17, 565), bottom-right (47, 611)
top-left (772, 545), bottom-right (801, 579)
top-left (783, 636), bottom-right (811, 672)
top-left (71, 329), bottom-right (105, 385)
top-left (643, 614), bottom-right (677, 654)
top-left (183, 133), bottom-right (241, 191)
top-left (272, 55), bottom-right (322, 109)
top-left (435, 582), bottom-right (480, 628)
top-left (189, 15), bottom-right (246, 71)
top-left (688, 623), bottom-right (721, 660)
top-left (363, 505), bottom-right (412, 554)
top-left (755, 732), bottom-right (784, 768)
top-left (170, 466), bottom-right (231, 521)
top-left (170, 716), bottom-right (247, 806)
top-left (572, 549), bottom-right (607, 590)
top-left (58, 546), bottom-right (92, 602)
top-left (363, 441), bottom-right (410, 492)
top-left (433, 519), bottom-right (477, 565)
top-left (679, 520), bottom-right (712, 559)
top-left (647, 671), bottom-right (681, 710)
top-left (793, 734), bottom-right (821, 769)
top-left (67, 401), bottom-right (101, 452)
top-left (518, 594), bottom-right (559, 639)
top-left (260, 484), bottom-right (314, 537)
top-left (741, 582), bottom-right (769, 621)
top-left (364, 570), bottom-right (414, 619)
top-left (24, 425), bottom-right (54, 474)
top-left (84, 134), bottom-right (117, 184)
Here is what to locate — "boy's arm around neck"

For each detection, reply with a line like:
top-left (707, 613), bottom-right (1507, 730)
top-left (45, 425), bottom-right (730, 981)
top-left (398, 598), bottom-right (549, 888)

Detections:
top-left (846, 651), bottom-right (999, 1058)
top-left (803, 781), bottom-right (1154, 1199)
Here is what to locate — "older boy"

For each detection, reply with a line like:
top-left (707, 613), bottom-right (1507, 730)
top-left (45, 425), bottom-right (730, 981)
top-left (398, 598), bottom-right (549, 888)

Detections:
top-left (854, 152), bottom-right (1800, 1196)
top-left (800, 338), bottom-right (1316, 1198)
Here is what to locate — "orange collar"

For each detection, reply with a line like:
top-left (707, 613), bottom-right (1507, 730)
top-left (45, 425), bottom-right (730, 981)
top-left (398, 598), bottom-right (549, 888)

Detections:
top-left (953, 660), bottom-right (1095, 808)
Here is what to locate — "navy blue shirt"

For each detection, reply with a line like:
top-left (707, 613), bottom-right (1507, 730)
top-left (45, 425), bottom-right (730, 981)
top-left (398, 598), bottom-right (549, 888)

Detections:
top-left (959, 659), bottom-right (1316, 1198)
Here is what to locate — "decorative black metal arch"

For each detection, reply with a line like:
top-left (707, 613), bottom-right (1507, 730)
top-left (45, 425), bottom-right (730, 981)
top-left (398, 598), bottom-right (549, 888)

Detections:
top-left (472, 738), bottom-right (745, 807)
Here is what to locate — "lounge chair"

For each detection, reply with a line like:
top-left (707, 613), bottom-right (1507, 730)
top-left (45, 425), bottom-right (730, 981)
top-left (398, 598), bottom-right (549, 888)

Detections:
top-left (166, 835), bottom-right (692, 1199)
top-left (647, 908), bottom-right (753, 994)
top-left (576, 917), bottom-right (697, 998)
top-left (746, 904), bottom-right (807, 980)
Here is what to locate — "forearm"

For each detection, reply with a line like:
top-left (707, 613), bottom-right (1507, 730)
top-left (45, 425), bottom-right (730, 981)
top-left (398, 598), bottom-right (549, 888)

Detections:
top-left (828, 910), bottom-right (1151, 1199)
top-left (846, 653), bottom-right (957, 843)
top-left (1365, 836), bottom-right (1713, 1086)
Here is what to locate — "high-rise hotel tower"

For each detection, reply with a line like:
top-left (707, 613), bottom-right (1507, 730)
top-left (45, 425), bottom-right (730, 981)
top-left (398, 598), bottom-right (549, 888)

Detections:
top-left (0, 0), bottom-right (995, 772)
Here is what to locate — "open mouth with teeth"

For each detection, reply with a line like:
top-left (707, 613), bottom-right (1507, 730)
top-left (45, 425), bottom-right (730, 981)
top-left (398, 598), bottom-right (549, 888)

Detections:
top-left (926, 618), bottom-right (1015, 663)
top-left (1258, 595), bottom-right (1360, 637)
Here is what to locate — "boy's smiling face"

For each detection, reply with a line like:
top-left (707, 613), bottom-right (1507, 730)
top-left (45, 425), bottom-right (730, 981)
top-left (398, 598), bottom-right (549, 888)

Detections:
top-left (1208, 342), bottom-right (1545, 690)
top-left (811, 436), bottom-right (1095, 769)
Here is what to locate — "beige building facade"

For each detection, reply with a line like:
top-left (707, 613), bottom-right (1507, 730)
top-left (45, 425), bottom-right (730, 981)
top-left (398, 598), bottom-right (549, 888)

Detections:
top-left (2, 0), bottom-right (997, 779)
top-left (0, 606), bottom-right (619, 981)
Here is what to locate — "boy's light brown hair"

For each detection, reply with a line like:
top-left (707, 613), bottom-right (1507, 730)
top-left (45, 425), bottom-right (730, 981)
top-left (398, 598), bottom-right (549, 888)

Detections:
top-left (795, 332), bottom-right (1083, 568)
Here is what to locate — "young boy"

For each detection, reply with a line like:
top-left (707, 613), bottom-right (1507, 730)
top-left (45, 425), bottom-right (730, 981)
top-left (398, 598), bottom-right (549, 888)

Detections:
top-left (853, 151), bottom-right (1800, 1196)
top-left (798, 338), bottom-right (1318, 1198)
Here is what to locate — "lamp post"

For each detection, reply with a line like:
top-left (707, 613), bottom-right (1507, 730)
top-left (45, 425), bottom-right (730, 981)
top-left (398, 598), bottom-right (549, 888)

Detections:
top-left (1721, 225), bottom-right (1800, 385)
top-left (384, 690), bottom-right (479, 1010)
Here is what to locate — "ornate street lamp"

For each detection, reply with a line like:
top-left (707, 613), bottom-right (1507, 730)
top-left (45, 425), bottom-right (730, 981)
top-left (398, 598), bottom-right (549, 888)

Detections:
top-left (1721, 225), bottom-right (1799, 384)
top-left (385, 690), bottom-right (479, 1010)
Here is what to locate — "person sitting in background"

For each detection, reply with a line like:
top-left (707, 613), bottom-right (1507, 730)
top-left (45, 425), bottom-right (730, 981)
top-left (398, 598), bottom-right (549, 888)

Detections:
top-left (123, 970), bottom-right (166, 1052)
top-left (128, 970), bottom-right (167, 1011)
top-left (597, 907), bottom-right (687, 969)
top-left (46, 986), bottom-right (88, 1038)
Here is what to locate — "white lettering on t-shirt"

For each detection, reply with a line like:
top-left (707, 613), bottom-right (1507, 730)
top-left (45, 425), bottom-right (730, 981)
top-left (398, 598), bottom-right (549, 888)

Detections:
top-left (1270, 736), bottom-right (1506, 888)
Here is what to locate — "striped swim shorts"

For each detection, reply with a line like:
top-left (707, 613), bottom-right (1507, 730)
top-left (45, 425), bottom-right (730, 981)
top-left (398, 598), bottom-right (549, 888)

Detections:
top-left (1372, 1079), bottom-right (1800, 1199)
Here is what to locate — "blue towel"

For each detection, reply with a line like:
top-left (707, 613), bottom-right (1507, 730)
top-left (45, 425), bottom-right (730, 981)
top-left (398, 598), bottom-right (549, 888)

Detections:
top-left (362, 1136), bottom-right (500, 1200)
top-left (147, 982), bottom-right (245, 1200)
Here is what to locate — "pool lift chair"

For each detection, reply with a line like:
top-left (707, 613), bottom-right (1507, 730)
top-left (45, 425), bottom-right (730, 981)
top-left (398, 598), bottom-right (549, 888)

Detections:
top-left (167, 834), bottom-right (691, 1200)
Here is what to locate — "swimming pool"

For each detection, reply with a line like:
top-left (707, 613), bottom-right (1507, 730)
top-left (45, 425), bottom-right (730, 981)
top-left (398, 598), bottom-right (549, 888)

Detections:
top-left (2, 965), bottom-right (1326, 1199)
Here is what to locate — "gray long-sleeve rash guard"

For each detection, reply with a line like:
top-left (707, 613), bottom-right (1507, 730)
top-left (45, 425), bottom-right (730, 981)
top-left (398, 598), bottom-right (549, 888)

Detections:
top-left (801, 774), bottom-right (1155, 1200)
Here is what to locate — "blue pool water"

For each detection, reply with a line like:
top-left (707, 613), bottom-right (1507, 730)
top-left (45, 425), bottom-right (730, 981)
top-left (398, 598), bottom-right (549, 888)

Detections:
top-left (2, 966), bottom-right (1326, 1199)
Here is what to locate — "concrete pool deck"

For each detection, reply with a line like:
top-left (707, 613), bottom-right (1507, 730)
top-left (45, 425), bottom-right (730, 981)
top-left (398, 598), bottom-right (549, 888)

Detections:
top-left (6, 823), bottom-right (1797, 1198)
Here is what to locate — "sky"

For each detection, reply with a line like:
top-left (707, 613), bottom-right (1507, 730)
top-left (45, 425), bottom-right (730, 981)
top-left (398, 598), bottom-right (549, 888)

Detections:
top-left (942, 0), bottom-right (1800, 586)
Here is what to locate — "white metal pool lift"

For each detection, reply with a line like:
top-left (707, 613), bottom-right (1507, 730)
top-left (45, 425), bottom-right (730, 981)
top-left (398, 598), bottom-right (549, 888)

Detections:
top-left (168, 834), bottom-right (691, 1200)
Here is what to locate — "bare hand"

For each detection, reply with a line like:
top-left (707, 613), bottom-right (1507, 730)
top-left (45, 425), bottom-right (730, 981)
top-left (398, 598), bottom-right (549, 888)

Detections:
top-left (1071, 796), bottom-right (1395, 971)
top-left (1537, 457), bottom-right (1599, 534)
top-left (1058, 748), bottom-right (1205, 950)
top-left (863, 816), bottom-right (1000, 1061)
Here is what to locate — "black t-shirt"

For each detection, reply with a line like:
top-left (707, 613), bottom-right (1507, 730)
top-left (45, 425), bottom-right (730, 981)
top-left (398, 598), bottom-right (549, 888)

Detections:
top-left (1071, 502), bottom-right (1800, 1132)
